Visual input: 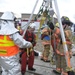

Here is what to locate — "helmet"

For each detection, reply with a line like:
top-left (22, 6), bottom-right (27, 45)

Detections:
top-left (0, 11), bottom-right (16, 21)
top-left (55, 23), bottom-right (59, 27)
top-left (29, 23), bottom-right (36, 29)
top-left (61, 16), bottom-right (73, 26)
top-left (29, 25), bottom-right (35, 29)
top-left (41, 24), bottom-right (49, 30)
top-left (61, 16), bottom-right (69, 21)
top-left (41, 28), bottom-right (49, 34)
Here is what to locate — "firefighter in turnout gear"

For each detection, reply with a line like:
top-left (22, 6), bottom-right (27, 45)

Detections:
top-left (52, 16), bottom-right (73, 75)
top-left (0, 11), bottom-right (32, 75)
top-left (40, 24), bottom-right (51, 62)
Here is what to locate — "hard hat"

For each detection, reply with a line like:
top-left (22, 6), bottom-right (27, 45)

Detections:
top-left (41, 24), bottom-right (49, 30)
top-left (61, 16), bottom-right (73, 26)
top-left (29, 25), bottom-right (35, 29)
top-left (0, 11), bottom-right (16, 21)
top-left (29, 23), bottom-right (36, 29)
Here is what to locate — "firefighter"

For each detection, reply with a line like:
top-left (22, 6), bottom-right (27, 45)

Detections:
top-left (20, 24), bottom-right (36, 75)
top-left (52, 16), bottom-right (73, 75)
top-left (0, 11), bottom-right (32, 75)
top-left (51, 22), bottom-right (60, 65)
top-left (40, 25), bottom-right (51, 62)
top-left (51, 22), bottom-right (61, 74)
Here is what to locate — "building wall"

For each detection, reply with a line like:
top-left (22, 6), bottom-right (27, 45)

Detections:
top-left (21, 13), bottom-right (36, 20)
top-left (0, 12), bottom-right (57, 24)
top-left (0, 12), bottom-right (3, 17)
top-left (0, 12), bottom-right (36, 20)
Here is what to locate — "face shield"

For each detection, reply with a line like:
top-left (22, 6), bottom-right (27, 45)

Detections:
top-left (0, 11), bottom-right (20, 35)
top-left (1, 12), bottom-right (22, 28)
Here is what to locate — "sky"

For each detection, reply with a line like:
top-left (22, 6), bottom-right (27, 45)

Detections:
top-left (0, 0), bottom-right (75, 23)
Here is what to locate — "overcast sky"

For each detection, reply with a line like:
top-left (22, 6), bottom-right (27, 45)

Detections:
top-left (0, 0), bottom-right (75, 23)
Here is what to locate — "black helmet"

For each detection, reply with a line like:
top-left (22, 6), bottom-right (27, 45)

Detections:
top-left (61, 16), bottom-right (73, 26)
top-left (47, 21), bottom-right (54, 30)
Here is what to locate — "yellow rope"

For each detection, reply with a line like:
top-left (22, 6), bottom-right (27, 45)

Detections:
top-left (36, 16), bottom-right (46, 40)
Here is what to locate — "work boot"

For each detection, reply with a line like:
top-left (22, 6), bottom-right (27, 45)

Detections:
top-left (72, 54), bottom-right (75, 56)
top-left (67, 71), bottom-right (75, 75)
top-left (21, 72), bottom-right (25, 75)
top-left (28, 68), bottom-right (36, 71)
top-left (40, 58), bottom-right (44, 61)
top-left (43, 60), bottom-right (50, 62)
top-left (40, 58), bottom-right (50, 62)
top-left (53, 69), bottom-right (61, 74)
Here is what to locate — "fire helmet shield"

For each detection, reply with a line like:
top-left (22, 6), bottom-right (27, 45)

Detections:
top-left (0, 11), bottom-right (15, 21)
top-left (0, 11), bottom-right (19, 35)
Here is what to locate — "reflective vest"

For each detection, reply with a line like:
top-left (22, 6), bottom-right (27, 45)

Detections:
top-left (0, 35), bottom-right (20, 56)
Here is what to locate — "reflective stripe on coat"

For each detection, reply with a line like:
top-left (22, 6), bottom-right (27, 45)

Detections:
top-left (0, 35), bottom-right (20, 56)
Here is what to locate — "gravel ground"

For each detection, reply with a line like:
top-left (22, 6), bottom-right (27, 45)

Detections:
top-left (34, 39), bottom-right (44, 52)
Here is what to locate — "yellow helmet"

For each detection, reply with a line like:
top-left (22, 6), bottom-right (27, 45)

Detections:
top-left (55, 23), bottom-right (59, 27)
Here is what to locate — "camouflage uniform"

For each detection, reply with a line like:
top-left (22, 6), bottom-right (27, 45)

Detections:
top-left (54, 27), bottom-right (72, 75)
top-left (41, 27), bottom-right (51, 62)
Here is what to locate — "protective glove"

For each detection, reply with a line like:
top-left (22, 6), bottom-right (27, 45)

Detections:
top-left (28, 42), bottom-right (33, 48)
